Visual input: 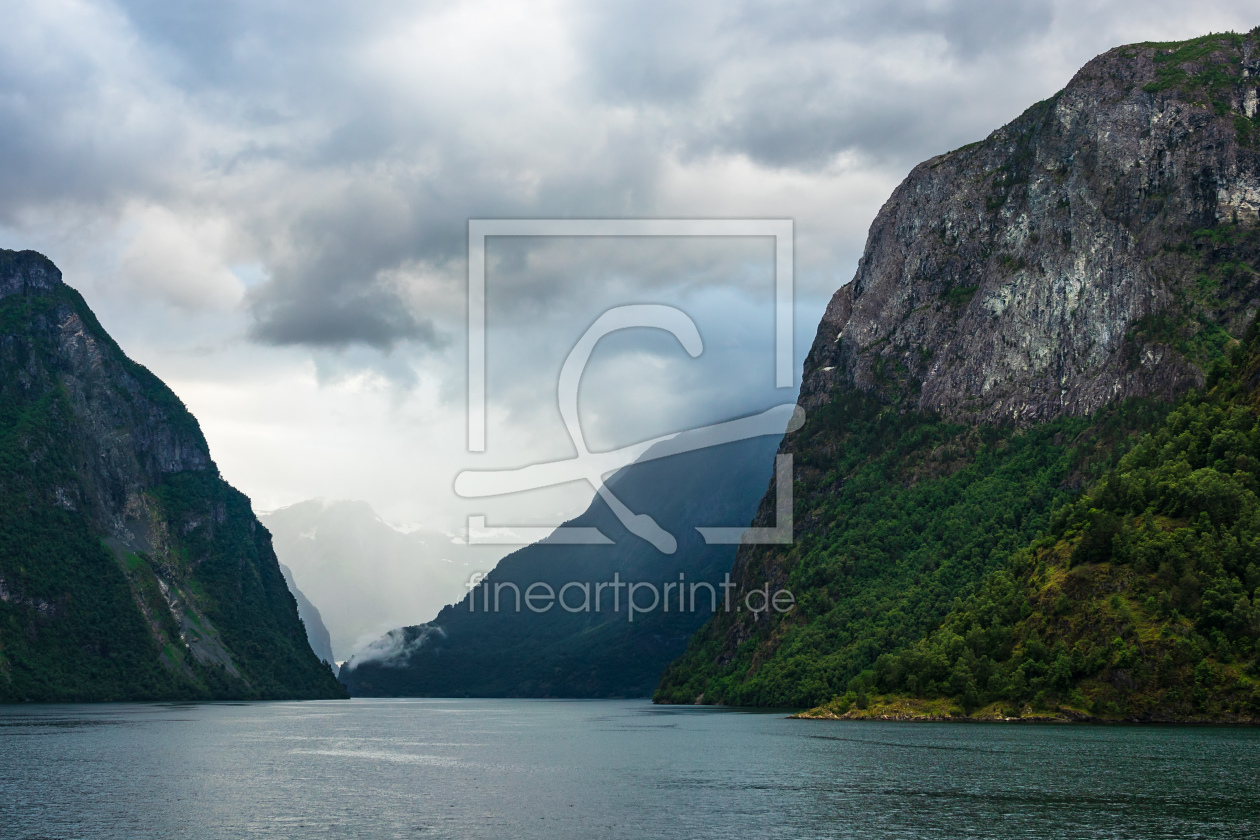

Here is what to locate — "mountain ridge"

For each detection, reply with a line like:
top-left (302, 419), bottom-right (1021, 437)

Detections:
top-left (656, 29), bottom-right (1260, 712)
top-left (339, 432), bottom-right (782, 698)
top-left (803, 31), bottom-right (1260, 426)
top-left (0, 250), bottom-right (344, 701)
top-left (280, 563), bottom-right (337, 667)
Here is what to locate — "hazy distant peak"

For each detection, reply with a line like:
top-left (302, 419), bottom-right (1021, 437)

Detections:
top-left (263, 498), bottom-right (421, 534)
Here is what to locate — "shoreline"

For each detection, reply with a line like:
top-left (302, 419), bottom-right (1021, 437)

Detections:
top-left (791, 696), bottom-right (1260, 725)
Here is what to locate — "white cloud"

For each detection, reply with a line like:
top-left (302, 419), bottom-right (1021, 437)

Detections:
top-left (1, 0), bottom-right (1257, 615)
top-left (117, 204), bottom-right (245, 310)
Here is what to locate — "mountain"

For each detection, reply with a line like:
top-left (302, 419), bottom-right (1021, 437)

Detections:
top-left (799, 32), bottom-right (1260, 425)
top-left (0, 250), bottom-right (345, 702)
top-left (339, 431), bottom-right (782, 698)
top-left (259, 499), bottom-right (497, 660)
top-left (802, 320), bottom-right (1260, 722)
top-left (656, 30), bottom-right (1260, 711)
top-left (279, 563), bottom-right (336, 667)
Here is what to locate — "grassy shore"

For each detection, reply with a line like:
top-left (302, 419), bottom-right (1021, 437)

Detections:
top-left (793, 693), bottom-right (1260, 723)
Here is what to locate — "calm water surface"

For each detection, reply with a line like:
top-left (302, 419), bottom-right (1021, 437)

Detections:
top-left (1, 699), bottom-right (1257, 839)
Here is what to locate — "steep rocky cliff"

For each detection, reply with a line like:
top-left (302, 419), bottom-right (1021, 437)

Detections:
top-left (281, 563), bottom-right (337, 668)
top-left (657, 30), bottom-right (1260, 707)
top-left (0, 250), bottom-right (345, 701)
top-left (805, 32), bottom-right (1260, 425)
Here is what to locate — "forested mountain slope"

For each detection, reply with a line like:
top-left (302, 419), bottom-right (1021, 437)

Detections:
top-left (805, 318), bottom-right (1260, 722)
top-left (657, 30), bottom-right (1260, 712)
top-left (340, 433), bottom-right (780, 698)
top-left (0, 250), bottom-right (345, 701)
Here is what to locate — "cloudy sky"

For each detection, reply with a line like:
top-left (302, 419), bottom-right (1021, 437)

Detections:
top-left (1, 0), bottom-right (1255, 549)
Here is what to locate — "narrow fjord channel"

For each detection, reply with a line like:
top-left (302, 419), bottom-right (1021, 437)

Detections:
top-left (3, 699), bottom-right (1258, 839)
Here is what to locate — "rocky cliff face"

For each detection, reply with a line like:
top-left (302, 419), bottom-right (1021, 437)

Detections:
top-left (0, 250), bottom-right (345, 701)
top-left (280, 563), bottom-right (337, 668)
top-left (656, 30), bottom-right (1260, 707)
top-left (4, 252), bottom-right (210, 536)
top-left (803, 32), bottom-right (1260, 425)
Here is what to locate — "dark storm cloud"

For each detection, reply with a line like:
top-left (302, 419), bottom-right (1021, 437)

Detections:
top-left (740, 0), bottom-right (1053, 55)
top-left (575, 0), bottom-right (1058, 169)
top-left (116, 1), bottom-right (397, 91)
top-left (0, 0), bottom-right (1255, 354)
top-left (0, 8), bottom-right (181, 215)
top-left (236, 171), bottom-right (465, 351)
top-left (249, 281), bottom-right (439, 350)
top-left (570, 0), bottom-right (715, 104)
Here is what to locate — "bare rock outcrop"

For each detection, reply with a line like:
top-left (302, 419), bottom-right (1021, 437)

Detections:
top-left (803, 33), bottom-right (1260, 424)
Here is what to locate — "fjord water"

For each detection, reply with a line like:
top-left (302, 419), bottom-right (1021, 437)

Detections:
top-left (2, 700), bottom-right (1257, 839)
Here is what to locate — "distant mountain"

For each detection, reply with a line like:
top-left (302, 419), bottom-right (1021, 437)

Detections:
top-left (279, 563), bottom-right (336, 667)
top-left (657, 30), bottom-right (1260, 720)
top-left (259, 500), bottom-right (497, 660)
top-left (339, 431), bottom-right (782, 698)
top-left (0, 250), bottom-right (345, 702)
